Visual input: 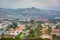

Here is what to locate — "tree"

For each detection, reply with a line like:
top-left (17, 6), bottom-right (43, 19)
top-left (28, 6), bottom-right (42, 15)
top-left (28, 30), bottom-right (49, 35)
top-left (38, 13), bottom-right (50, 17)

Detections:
top-left (43, 38), bottom-right (50, 40)
top-left (30, 29), bottom-right (35, 34)
top-left (12, 21), bottom-right (17, 29)
top-left (25, 25), bottom-right (31, 30)
top-left (52, 34), bottom-right (56, 40)
top-left (47, 25), bottom-right (52, 35)
top-left (35, 23), bottom-right (42, 36)
top-left (1, 33), bottom-right (4, 38)
top-left (30, 20), bottom-right (34, 24)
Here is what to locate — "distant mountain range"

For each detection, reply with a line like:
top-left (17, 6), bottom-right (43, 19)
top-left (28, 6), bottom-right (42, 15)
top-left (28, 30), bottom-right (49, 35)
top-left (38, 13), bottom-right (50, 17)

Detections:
top-left (0, 7), bottom-right (60, 19)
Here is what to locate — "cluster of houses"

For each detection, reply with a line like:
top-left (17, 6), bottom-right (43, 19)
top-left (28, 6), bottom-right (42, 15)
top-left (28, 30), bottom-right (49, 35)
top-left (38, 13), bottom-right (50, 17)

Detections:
top-left (0, 18), bottom-right (26, 38)
top-left (40, 22), bottom-right (60, 40)
top-left (0, 24), bottom-right (26, 38)
top-left (9, 25), bottom-right (25, 36)
top-left (0, 18), bottom-right (60, 40)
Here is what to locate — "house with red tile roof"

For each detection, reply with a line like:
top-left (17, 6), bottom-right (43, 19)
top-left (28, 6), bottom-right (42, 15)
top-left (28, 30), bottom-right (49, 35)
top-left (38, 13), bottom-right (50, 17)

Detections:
top-left (8, 25), bottom-right (25, 36)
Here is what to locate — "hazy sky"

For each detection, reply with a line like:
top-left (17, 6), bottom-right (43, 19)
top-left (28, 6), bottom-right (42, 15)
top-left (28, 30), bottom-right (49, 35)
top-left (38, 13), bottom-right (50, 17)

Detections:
top-left (0, 0), bottom-right (60, 10)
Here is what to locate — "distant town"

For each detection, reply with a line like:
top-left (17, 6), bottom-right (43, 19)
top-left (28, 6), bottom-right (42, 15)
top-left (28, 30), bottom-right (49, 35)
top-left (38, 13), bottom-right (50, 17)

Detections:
top-left (0, 17), bottom-right (60, 40)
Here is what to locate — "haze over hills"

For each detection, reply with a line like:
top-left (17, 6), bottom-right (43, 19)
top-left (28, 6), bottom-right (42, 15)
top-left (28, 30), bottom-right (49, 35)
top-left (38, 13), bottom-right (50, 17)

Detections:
top-left (0, 7), bottom-right (60, 19)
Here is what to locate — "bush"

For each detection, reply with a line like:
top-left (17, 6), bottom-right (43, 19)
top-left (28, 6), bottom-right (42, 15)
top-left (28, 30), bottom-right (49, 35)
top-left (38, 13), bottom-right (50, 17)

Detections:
top-left (43, 38), bottom-right (50, 40)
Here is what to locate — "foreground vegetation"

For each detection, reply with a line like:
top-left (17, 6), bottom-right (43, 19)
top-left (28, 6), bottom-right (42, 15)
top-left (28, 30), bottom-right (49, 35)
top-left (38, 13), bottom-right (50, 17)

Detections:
top-left (0, 38), bottom-right (50, 40)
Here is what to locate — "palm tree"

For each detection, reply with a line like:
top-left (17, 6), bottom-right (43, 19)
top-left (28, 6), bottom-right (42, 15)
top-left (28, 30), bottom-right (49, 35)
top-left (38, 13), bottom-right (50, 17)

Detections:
top-left (47, 25), bottom-right (52, 35)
